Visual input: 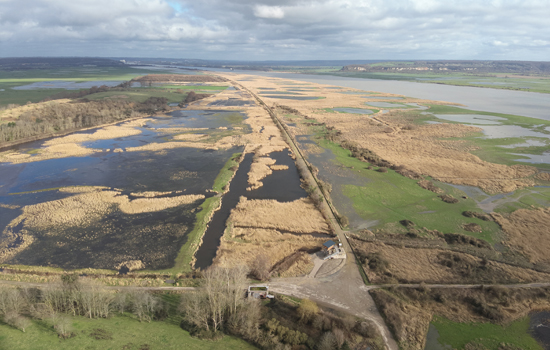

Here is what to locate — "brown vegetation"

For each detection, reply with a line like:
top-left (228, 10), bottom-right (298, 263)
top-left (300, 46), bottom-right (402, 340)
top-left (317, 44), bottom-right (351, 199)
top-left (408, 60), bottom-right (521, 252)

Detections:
top-left (214, 197), bottom-right (332, 277)
top-left (371, 286), bottom-right (550, 350)
top-left (351, 239), bottom-right (550, 284)
top-left (0, 97), bottom-right (171, 145)
top-left (132, 74), bottom-right (227, 84)
top-left (417, 180), bottom-right (443, 194)
top-left (493, 207), bottom-right (550, 264)
top-left (229, 197), bottom-right (330, 234)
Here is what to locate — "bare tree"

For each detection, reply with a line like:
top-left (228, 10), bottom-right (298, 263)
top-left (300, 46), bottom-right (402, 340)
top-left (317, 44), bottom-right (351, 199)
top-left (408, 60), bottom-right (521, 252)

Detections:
top-left (52, 313), bottom-right (73, 338)
top-left (251, 254), bottom-right (272, 281)
top-left (179, 292), bottom-right (211, 331)
top-left (131, 290), bottom-right (158, 323)
top-left (333, 328), bottom-right (345, 349)
top-left (317, 331), bottom-right (338, 350)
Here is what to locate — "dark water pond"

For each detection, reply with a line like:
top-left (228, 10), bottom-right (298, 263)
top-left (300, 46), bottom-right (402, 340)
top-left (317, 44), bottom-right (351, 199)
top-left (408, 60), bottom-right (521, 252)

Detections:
top-left (194, 151), bottom-right (307, 270)
top-left (166, 109), bottom-right (243, 129)
top-left (530, 311), bottom-right (550, 349)
top-left (0, 110), bottom-right (245, 270)
top-left (207, 98), bottom-right (253, 106)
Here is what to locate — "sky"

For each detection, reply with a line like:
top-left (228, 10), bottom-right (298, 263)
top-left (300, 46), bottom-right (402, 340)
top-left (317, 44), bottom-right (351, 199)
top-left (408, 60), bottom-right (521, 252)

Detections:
top-left (0, 0), bottom-right (549, 61)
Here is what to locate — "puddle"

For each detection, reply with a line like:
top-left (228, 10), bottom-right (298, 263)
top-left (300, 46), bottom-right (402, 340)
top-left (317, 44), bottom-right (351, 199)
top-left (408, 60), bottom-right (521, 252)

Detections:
top-left (207, 98), bottom-right (254, 106)
top-left (365, 102), bottom-right (409, 108)
top-left (362, 96), bottom-right (404, 100)
top-left (406, 103), bottom-right (429, 110)
top-left (446, 183), bottom-right (521, 212)
top-left (433, 114), bottom-right (507, 125)
top-left (424, 324), bottom-right (453, 350)
top-left (511, 153), bottom-right (550, 164)
top-left (476, 125), bottom-right (550, 139)
top-left (261, 95), bottom-right (322, 100)
top-left (194, 151), bottom-right (308, 270)
top-left (529, 310), bottom-right (550, 349)
top-left (341, 91), bottom-right (378, 95)
top-left (500, 139), bottom-right (547, 148)
top-left (333, 108), bottom-right (374, 115)
top-left (294, 136), bottom-right (376, 230)
top-left (12, 80), bottom-right (124, 90)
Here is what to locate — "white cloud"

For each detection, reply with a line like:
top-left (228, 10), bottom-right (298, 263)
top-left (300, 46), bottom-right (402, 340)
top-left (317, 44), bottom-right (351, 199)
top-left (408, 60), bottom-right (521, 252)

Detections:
top-left (253, 5), bottom-right (285, 19)
top-left (0, 0), bottom-right (549, 60)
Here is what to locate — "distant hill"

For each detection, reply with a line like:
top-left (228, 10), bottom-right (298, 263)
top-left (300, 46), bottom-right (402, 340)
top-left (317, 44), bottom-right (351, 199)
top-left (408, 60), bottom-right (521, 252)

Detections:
top-left (0, 57), bottom-right (125, 70)
top-left (341, 60), bottom-right (550, 74)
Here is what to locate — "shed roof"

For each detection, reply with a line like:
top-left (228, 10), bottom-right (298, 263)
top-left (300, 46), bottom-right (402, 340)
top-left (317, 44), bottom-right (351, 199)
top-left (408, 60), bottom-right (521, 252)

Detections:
top-left (323, 240), bottom-right (336, 248)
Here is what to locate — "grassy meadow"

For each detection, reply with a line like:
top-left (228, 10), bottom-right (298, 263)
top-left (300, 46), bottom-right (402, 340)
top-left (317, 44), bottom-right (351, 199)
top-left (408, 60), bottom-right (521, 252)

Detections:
top-left (318, 137), bottom-right (500, 241)
top-left (0, 66), bottom-right (165, 106)
top-left (320, 71), bottom-right (550, 94)
top-left (431, 316), bottom-right (542, 350)
top-left (0, 311), bottom-right (255, 350)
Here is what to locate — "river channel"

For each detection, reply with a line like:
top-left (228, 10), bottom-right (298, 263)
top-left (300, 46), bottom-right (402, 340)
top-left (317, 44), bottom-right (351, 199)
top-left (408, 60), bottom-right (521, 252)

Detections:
top-left (184, 67), bottom-right (550, 121)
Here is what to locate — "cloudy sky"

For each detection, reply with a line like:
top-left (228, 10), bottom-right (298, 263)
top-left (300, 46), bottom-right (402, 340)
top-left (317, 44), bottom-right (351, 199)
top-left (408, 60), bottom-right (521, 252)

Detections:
top-left (1, 0), bottom-right (549, 61)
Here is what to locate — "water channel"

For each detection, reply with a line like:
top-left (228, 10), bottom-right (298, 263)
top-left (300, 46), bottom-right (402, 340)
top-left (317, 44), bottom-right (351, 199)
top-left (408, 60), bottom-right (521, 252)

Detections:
top-left (194, 150), bottom-right (307, 270)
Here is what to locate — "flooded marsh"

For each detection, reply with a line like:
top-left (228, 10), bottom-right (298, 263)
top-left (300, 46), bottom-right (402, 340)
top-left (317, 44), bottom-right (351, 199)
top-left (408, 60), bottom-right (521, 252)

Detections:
top-left (0, 109), bottom-right (248, 270)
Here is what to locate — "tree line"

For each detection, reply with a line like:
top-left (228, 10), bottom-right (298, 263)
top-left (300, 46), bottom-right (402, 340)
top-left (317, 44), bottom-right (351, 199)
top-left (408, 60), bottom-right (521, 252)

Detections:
top-left (1, 266), bottom-right (382, 349)
top-left (0, 97), bottom-right (169, 144)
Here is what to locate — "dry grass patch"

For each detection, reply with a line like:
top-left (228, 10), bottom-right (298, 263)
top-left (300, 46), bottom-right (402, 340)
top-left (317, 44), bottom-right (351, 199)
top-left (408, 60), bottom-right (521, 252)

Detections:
top-left (494, 207), bottom-right (550, 264)
top-left (230, 197), bottom-right (330, 234)
top-left (371, 286), bottom-right (550, 350)
top-left (3, 187), bottom-right (204, 233)
top-left (215, 227), bottom-right (324, 277)
top-left (247, 156), bottom-right (276, 190)
top-left (351, 239), bottom-right (550, 284)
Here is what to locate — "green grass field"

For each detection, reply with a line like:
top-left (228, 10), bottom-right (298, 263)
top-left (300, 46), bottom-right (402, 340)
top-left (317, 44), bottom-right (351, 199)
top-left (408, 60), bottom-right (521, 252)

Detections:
top-left (0, 314), bottom-right (255, 350)
top-left (431, 316), bottom-right (542, 350)
top-left (0, 66), bottom-right (184, 106)
top-left (320, 71), bottom-right (550, 94)
top-left (318, 138), bottom-right (500, 241)
top-left (84, 89), bottom-right (188, 104)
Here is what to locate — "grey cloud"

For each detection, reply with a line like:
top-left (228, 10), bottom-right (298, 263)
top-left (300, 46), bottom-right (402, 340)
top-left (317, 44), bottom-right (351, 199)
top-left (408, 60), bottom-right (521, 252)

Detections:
top-left (0, 0), bottom-right (549, 60)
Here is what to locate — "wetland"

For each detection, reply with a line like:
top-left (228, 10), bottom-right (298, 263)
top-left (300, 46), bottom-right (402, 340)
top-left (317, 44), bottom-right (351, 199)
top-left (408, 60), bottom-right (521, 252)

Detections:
top-left (0, 109), bottom-right (247, 270)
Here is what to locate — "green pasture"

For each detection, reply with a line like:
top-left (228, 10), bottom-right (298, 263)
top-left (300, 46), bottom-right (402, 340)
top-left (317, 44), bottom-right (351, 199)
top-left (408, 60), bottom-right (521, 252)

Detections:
top-left (0, 66), bottom-right (189, 106)
top-left (83, 89), bottom-right (188, 104)
top-left (431, 316), bottom-right (541, 350)
top-left (320, 71), bottom-right (550, 94)
top-left (0, 313), bottom-right (255, 350)
top-left (318, 138), bottom-right (500, 241)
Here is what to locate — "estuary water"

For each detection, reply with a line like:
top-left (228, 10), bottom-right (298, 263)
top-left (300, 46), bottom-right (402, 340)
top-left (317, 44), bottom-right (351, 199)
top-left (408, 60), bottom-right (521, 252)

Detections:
top-left (236, 71), bottom-right (550, 121)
